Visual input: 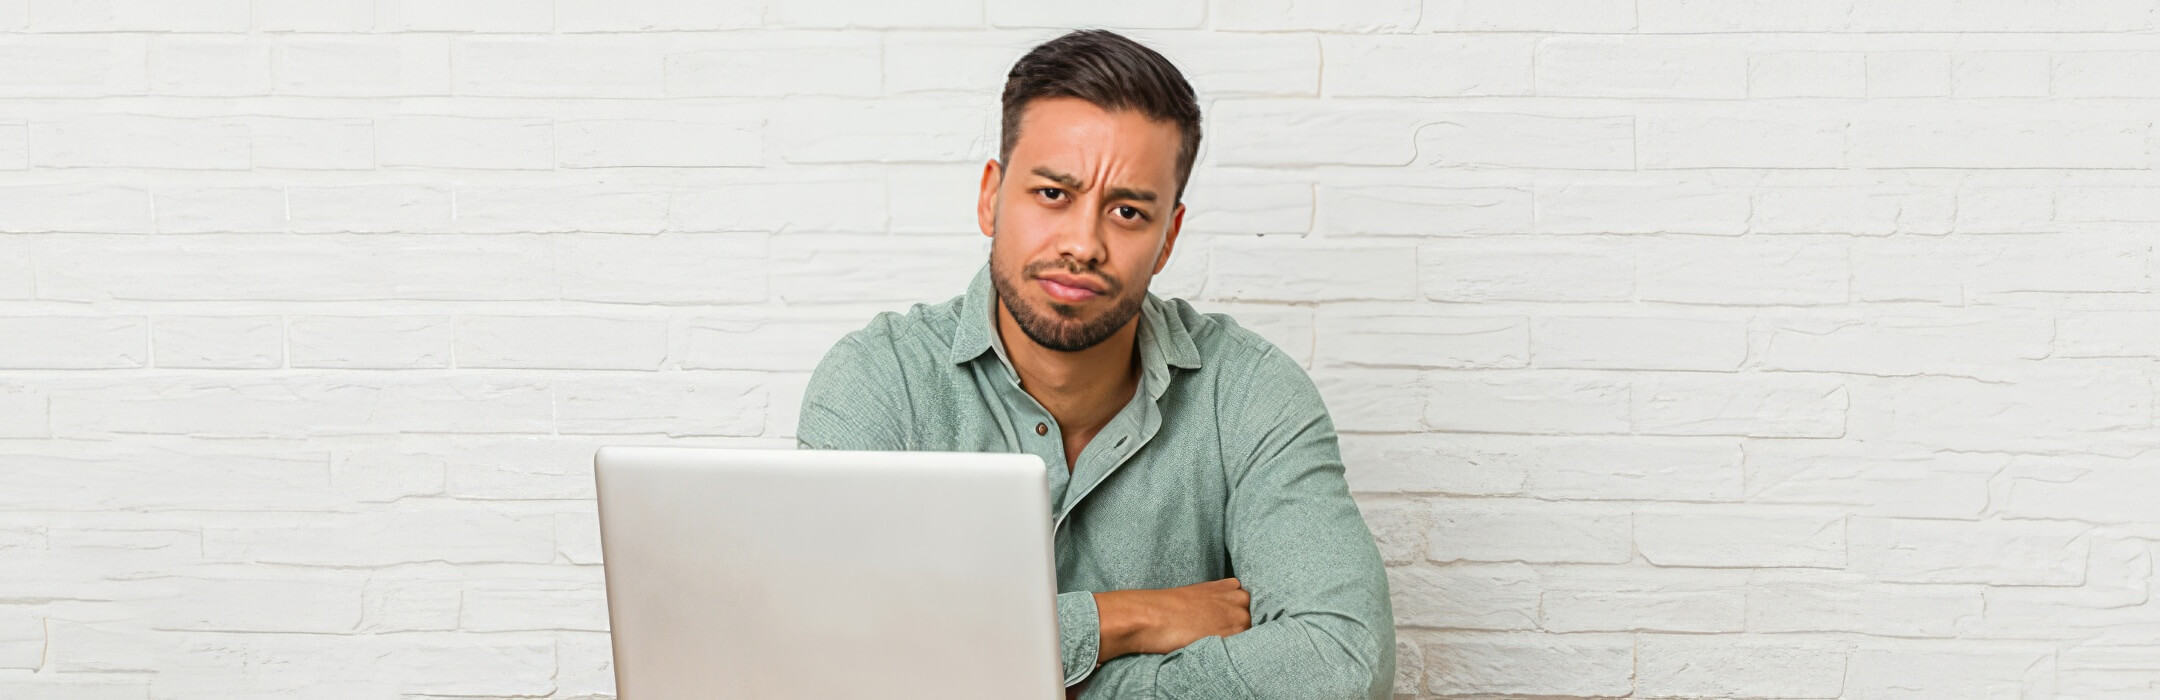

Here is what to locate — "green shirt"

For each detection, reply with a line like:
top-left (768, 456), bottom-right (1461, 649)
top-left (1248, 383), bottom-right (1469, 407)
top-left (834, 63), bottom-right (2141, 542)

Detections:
top-left (796, 263), bottom-right (1394, 699)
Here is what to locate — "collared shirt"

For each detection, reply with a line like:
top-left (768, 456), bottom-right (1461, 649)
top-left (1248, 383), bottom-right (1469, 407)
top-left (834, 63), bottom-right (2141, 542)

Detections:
top-left (797, 263), bottom-right (1394, 699)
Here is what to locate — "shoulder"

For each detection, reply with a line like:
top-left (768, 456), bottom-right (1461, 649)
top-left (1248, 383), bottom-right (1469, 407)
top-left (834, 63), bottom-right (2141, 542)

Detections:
top-left (1163, 297), bottom-right (1309, 389)
top-left (811, 294), bottom-right (964, 381)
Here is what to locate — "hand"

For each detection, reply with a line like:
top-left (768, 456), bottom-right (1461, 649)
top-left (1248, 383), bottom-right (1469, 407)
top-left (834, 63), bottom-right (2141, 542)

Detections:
top-left (1093, 577), bottom-right (1251, 663)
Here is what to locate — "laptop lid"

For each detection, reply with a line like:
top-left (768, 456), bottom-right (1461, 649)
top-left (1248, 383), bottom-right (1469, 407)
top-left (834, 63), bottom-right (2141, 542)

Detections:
top-left (594, 446), bottom-right (1063, 700)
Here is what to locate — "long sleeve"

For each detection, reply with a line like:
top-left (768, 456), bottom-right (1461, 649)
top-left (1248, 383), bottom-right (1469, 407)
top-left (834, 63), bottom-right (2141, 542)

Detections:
top-left (1076, 346), bottom-right (1396, 699)
top-left (796, 327), bottom-right (1107, 688)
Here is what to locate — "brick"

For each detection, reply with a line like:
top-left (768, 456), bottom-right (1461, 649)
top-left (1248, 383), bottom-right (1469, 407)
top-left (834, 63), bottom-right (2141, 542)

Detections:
top-left (453, 37), bottom-right (665, 98)
top-left (1538, 567), bottom-right (1748, 633)
top-left (152, 316), bottom-right (282, 369)
top-left (255, 0), bottom-right (373, 31)
top-left (1866, 51), bottom-right (1951, 97)
top-left (1420, 237), bottom-right (1633, 302)
top-left (1338, 432), bottom-right (1529, 495)
top-left (1844, 371), bottom-right (2151, 449)
top-left (1636, 634), bottom-right (1847, 698)
top-left (1413, 113), bottom-right (1635, 170)
top-left (249, 117), bottom-right (375, 170)
top-left (1315, 305), bottom-right (1525, 369)
top-left (378, 0), bottom-right (550, 32)
top-left (153, 186), bottom-right (287, 234)
top-left (1850, 115), bottom-right (2150, 169)
top-left (32, 115), bottom-right (250, 170)
top-left (49, 377), bottom-right (553, 438)
top-left (287, 184), bottom-right (454, 234)
top-left (882, 31), bottom-right (1041, 94)
top-left (0, 316), bottom-right (146, 369)
top-left (289, 316), bottom-right (453, 369)
top-left (1744, 439), bottom-right (1999, 519)
top-left (556, 510), bottom-right (602, 565)
top-left (0, 677), bottom-right (148, 700)
top-left (556, 233), bottom-right (768, 304)
top-left (147, 36), bottom-right (272, 96)
top-left (556, 630), bottom-right (616, 697)
top-left (444, 438), bottom-right (600, 500)
top-left (462, 580), bottom-right (609, 632)
top-left (1387, 563), bottom-right (1541, 629)
top-left (1635, 235), bottom-right (1849, 306)
top-left (554, 373), bottom-right (766, 436)
top-left (1532, 316), bottom-right (1747, 371)
top-left (273, 36), bottom-right (452, 97)
top-left (1956, 184), bottom-right (2054, 233)
top-left (2058, 185), bottom-right (2160, 224)
top-left (766, 0), bottom-right (979, 27)
top-left (1209, 102), bottom-right (1421, 166)
top-left (1427, 501), bottom-right (1631, 564)
top-left (1535, 37), bottom-right (1747, 98)
top-left (1322, 35), bottom-right (1533, 97)
top-left (40, 235), bottom-right (557, 302)
top-left (556, 117), bottom-right (761, 168)
top-left (1639, 114), bottom-right (1845, 169)
top-left (665, 33), bottom-right (880, 96)
top-left (1212, 0), bottom-right (1421, 31)
top-left (1131, 31), bottom-right (1320, 96)
top-left (1357, 497), bottom-right (1429, 565)
top-left (770, 234), bottom-right (980, 304)
top-left (1635, 509), bottom-right (1845, 567)
top-left (1536, 180), bottom-right (1750, 235)
top-left (142, 576), bottom-right (366, 633)
top-left (1311, 369), bottom-right (1426, 432)
top-left (0, 35), bottom-right (147, 98)
top-left (1420, 631), bottom-right (1633, 697)
top-left (454, 179), bottom-right (670, 234)
top-left (1844, 645), bottom-right (2057, 700)
top-left (378, 117), bottom-right (552, 170)
top-left (1755, 314), bottom-right (2053, 378)
top-left (668, 175), bottom-right (889, 233)
top-left (1753, 186), bottom-right (1954, 235)
top-left (204, 509), bottom-right (555, 566)
top-left (1633, 372), bottom-right (1847, 438)
top-left (0, 183), bottom-right (151, 233)
top-left (1209, 238), bottom-right (1417, 302)
top-left (1316, 185), bottom-right (1532, 235)
top-left (2057, 311), bottom-right (2160, 359)
top-left (681, 311), bottom-right (869, 372)
top-left (0, 239), bottom-right (28, 298)
top-left (0, 604), bottom-right (38, 669)
top-left (2055, 52), bottom-right (2160, 97)
top-left (1848, 517), bottom-right (2091, 585)
top-left (1747, 574), bottom-right (1982, 637)
top-left (333, 446), bottom-right (447, 503)
top-left (0, 383), bottom-right (45, 438)
top-left (989, 0), bottom-right (1203, 29)
top-left (1952, 51), bottom-right (2050, 98)
top-left (0, 121), bottom-right (23, 170)
top-left (29, 0), bottom-right (250, 31)
top-left (558, 0), bottom-right (760, 31)
top-left (1748, 51), bottom-right (1865, 98)
top-left (1173, 173), bottom-right (1312, 235)
top-left (1419, 0), bottom-right (1636, 31)
top-left (771, 98), bottom-right (989, 164)
top-left (1637, 0), bottom-right (1852, 31)
top-left (455, 315), bottom-right (670, 370)
top-left (1426, 372), bottom-right (1630, 434)
top-left (1847, 0), bottom-right (2157, 32)
top-left (0, 448), bottom-right (331, 510)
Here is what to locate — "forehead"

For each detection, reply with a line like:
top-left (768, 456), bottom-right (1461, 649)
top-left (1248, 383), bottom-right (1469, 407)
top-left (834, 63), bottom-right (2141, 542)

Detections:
top-left (1009, 97), bottom-right (1181, 185)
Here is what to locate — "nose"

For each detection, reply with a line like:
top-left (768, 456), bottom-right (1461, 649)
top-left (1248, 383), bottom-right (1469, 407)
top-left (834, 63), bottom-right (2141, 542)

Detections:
top-left (1051, 199), bottom-right (1107, 268)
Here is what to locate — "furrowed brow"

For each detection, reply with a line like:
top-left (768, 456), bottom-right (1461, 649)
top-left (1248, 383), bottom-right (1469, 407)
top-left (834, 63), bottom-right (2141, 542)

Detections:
top-left (1030, 166), bottom-right (1084, 190)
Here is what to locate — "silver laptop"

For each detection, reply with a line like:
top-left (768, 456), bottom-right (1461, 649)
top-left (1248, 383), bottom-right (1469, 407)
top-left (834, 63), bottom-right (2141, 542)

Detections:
top-left (593, 446), bottom-right (1064, 699)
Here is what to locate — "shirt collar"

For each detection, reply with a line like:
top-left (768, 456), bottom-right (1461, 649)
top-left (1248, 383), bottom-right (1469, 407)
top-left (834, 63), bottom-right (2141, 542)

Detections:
top-left (947, 263), bottom-right (1203, 389)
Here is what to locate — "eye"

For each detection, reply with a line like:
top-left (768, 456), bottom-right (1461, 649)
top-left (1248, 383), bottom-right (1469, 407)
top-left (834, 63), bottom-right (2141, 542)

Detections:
top-left (1113, 205), bottom-right (1149, 222)
top-left (1035, 188), bottom-right (1066, 203)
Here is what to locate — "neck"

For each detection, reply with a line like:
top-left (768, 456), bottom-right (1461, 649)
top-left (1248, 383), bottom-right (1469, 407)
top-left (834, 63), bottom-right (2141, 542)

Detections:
top-left (994, 297), bottom-right (1141, 433)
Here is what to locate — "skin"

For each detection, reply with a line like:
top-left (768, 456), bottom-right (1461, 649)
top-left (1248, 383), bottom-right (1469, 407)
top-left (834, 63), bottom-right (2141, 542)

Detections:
top-left (974, 96), bottom-right (1252, 692)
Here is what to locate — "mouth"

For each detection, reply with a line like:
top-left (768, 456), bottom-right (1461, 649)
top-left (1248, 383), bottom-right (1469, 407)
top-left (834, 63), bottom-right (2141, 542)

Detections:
top-left (1035, 273), bottom-right (1105, 302)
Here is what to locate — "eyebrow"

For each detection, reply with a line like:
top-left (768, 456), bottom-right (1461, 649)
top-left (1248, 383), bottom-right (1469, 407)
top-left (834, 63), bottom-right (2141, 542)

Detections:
top-left (1031, 166), bottom-right (1159, 204)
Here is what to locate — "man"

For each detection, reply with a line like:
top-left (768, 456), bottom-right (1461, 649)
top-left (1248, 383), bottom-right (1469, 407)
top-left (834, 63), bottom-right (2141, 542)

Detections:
top-left (797, 30), bottom-right (1394, 699)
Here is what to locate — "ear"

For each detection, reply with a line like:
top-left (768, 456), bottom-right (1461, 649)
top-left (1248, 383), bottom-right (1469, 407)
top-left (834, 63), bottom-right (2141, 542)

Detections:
top-left (1152, 201), bottom-right (1185, 275)
top-left (976, 158), bottom-right (1002, 239)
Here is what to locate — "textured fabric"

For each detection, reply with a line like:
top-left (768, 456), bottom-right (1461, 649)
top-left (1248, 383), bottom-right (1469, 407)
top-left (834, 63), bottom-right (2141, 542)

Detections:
top-left (796, 263), bottom-right (1395, 699)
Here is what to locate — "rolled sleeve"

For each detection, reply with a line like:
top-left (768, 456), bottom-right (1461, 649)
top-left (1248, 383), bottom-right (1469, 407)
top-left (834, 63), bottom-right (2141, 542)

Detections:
top-left (1078, 346), bottom-right (1395, 699)
top-left (1057, 590), bottom-right (1103, 687)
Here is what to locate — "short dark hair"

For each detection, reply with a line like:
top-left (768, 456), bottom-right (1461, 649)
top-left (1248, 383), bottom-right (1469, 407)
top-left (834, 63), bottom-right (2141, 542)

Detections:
top-left (999, 29), bottom-right (1202, 204)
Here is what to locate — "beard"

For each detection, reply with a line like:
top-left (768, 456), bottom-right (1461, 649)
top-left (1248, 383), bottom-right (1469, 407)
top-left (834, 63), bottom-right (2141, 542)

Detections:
top-left (988, 248), bottom-right (1148, 354)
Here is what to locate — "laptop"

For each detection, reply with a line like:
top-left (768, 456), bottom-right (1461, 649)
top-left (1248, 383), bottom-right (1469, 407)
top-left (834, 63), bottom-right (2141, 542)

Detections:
top-left (593, 446), bottom-right (1065, 699)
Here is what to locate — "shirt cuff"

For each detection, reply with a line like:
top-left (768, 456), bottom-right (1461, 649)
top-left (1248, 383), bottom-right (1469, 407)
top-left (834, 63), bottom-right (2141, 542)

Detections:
top-left (1055, 590), bottom-right (1101, 687)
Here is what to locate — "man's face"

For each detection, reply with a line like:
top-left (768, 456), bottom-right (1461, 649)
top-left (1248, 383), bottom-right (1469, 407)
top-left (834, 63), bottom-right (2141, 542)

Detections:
top-left (977, 96), bottom-right (1186, 353)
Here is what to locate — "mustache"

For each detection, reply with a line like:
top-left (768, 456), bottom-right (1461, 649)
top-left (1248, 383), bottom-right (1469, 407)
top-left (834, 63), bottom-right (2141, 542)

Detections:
top-left (1025, 259), bottom-right (1123, 295)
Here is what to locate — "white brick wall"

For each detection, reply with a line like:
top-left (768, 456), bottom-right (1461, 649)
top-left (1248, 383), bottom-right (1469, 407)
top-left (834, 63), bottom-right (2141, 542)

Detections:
top-left (3, 1), bottom-right (2157, 697)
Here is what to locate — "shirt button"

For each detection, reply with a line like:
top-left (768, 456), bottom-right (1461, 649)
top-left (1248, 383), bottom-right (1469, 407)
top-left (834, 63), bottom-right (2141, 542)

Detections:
top-left (1035, 422), bottom-right (1049, 436)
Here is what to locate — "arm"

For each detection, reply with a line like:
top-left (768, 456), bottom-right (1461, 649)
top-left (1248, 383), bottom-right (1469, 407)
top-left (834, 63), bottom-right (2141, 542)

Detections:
top-left (797, 328), bottom-right (1110, 689)
top-left (1078, 346), bottom-right (1397, 699)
